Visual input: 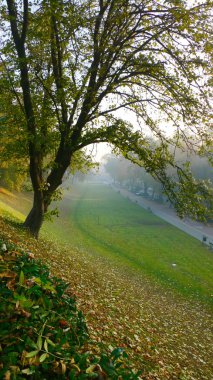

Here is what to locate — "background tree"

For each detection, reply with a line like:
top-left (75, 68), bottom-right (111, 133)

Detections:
top-left (104, 150), bottom-right (213, 205)
top-left (0, 63), bottom-right (28, 189)
top-left (0, 0), bottom-right (212, 237)
top-left (104, 155), bottom-right (129, 185)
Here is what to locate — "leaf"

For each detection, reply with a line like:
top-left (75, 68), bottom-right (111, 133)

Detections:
top-left (37, 335), bottom-right (43, 350)
top-left (70, 364), bottom-right (80, 373)
top-left (42, 282), bottom-right (57, 294)
top-left (33, 277), bottom-right (42, 285)
top-left (21, 368), bottom-right (35, 375)
top-left (1, 243), bottom-right (7, 252)
top-left (19, 270), bottom-right (25, 285)
top-left (20, 309), bottom-right (31, 318)
top-left (39, 353), bottom-right (48, 363)
top-left (26, 350), bottom-right (39, 358)
top-left (14, 294), bottom-right (34, 308)
top-left (44, 339), bottom-right (48, 352)
top-left (46, 338), bottom-right (56, 347)
top-left (60, 361), bottom-right (66, 374)
top-left (0, 271), bottom-right (15, 278)
top-left (26, 338), bottom-right (38, 350)
top-left (86, 364), bottom-right (97, 374)
top-left (4, 371), bottom-right (11, 380)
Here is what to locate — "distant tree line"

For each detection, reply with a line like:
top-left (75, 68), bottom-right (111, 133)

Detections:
top-left (104, 147), bottom-right (213, 207)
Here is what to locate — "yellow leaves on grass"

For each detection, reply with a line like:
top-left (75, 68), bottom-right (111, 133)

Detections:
top-left (1, 217), bottom-right (213, 380)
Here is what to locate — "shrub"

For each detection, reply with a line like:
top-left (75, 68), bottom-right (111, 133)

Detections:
top-left (0, 238), bottom-right (140, 379)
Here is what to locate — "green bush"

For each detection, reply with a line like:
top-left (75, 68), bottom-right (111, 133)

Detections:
top-left (0, 238), bottom-right (140, 379)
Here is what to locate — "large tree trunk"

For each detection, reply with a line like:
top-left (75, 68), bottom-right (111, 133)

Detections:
top-left (23, 191), bottom-right (45, 238)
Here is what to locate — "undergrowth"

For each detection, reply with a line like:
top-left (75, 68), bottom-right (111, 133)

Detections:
top-left (0, 237), bottom-right (140, 379)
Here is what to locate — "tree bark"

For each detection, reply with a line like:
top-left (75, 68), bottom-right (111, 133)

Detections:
top-left (23, 149), bottom-right (73, 237)
top-left (6, 0), bottom-right (45, 238)
top-left (23, 191), bottom-right (44, 238)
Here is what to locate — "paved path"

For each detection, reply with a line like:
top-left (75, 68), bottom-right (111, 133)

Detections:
top-left (112, 185), bottom-right (213, 248)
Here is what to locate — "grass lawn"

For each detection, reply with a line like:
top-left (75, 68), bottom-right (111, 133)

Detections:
top-left (1, 184), bottom-right (213, 379)
top-left (1, 183), bottom-right (213, 306)
top-left (45, 183), bottom-right (213, 306)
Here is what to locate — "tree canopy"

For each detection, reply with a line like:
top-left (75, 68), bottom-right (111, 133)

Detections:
top-left (0, 0), bottom-right (212, 237)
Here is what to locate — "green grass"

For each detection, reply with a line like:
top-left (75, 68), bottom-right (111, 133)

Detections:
top-left (0, 183), bottom-right (213, 306)
top-left (0, 190), bottom-right (31, 216)
top-left (0, 199), bottom-right (25, 221)
top-left (1, 184), bottom-right (213, 379)
top-left (46, 183), bottom-right (213, 306)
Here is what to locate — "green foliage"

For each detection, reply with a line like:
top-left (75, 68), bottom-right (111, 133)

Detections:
top-left (0, 167), bottom-right (27, 191)
top-left (0, 66), bottom-right (28, 190)
top-left (0, 237), bottom-right (140, 379)
top-left (1, 0), bottom-right (212, 236)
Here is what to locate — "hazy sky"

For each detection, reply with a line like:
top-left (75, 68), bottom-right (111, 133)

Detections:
top-left (86, 142), bottom-right (112, 162)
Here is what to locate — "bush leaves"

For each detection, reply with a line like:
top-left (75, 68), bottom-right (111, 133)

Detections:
top-left (0, 236), bottom-right (139, 379)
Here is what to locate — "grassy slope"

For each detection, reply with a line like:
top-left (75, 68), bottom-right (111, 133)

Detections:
top-left (47, 183), bottom-right (213, 306)
top-left (1, 184), bottom-right (213, 305)
top-left (1, 185), bottom-right (213, 379)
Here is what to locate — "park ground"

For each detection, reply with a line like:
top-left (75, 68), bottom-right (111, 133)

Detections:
top-left (0, 183), bottom-right (213, 379)
top-left (112, 184), bottom-right (213, 245)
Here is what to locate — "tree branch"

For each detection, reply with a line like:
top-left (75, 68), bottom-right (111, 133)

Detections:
top-left (50, 12), bottom-right (68, 125)
top-left (6, 0), bottom-right (21, 44)
top-left (21, 0), bottom-right (28, 43)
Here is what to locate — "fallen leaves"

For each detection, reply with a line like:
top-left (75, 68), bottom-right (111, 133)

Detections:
top-left (0, 216), bottom-right (213, 379)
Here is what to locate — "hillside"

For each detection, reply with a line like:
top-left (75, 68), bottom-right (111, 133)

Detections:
top-left (0, 217), bottom-right (138, 379)
top-left (0, 187), bottom-right (213, 379)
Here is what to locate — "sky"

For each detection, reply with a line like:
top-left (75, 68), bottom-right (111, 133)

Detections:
top-left (86, 142), bottom-right (112, 162)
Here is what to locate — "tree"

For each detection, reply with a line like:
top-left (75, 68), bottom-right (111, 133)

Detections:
top-left (0, 0), bottom-right (212, 237)
top-left (0, 62), bottom-right (28, 189)
top-left (104, 155), bottom-right (129, 184)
